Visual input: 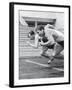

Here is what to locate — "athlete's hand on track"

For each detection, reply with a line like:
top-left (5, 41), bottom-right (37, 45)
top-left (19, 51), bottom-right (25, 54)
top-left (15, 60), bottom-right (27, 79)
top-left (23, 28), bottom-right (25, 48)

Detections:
top-left (26, 41), bottom-right (30, 45)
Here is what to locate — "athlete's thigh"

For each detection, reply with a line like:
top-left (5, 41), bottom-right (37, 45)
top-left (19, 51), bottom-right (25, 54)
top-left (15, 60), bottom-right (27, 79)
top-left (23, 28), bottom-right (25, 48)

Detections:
top-left (41, 46), bottom-right (48, 53)
top-left (53, 43), bottom-right (63, 56)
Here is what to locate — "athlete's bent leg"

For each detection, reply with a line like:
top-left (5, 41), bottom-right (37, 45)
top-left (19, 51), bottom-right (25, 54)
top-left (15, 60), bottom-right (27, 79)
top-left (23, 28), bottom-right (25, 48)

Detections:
top-left (48, 43), bottom-right (64, 64)
top-left (40, 46), bottom-right (49, 58)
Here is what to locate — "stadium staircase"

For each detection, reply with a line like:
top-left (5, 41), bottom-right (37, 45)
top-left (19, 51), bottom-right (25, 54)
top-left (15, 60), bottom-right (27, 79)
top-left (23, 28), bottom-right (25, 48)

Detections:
top-left (19, 25), bottom-right (41, 57)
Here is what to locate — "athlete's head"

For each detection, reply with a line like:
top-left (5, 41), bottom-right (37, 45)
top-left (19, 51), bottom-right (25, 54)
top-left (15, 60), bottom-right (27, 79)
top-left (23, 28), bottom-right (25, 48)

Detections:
top-left (44, 24), bottom-right (54, 30)
top-left (42, 36), bottom-right (48, 43)
top-left (28, 30), bottom-right (35, 40)
top-left (37, 26), bottom-right (45, 37)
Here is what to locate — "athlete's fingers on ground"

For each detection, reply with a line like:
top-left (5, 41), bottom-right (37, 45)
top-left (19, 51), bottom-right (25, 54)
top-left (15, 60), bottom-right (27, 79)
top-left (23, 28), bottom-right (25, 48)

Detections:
top-left (25, 41), bottom-right (30, 44)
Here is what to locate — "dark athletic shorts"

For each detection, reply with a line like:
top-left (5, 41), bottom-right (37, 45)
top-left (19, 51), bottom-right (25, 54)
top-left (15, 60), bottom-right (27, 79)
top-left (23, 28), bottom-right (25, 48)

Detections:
top-left (57, 41), bottom-right (64, 48)
top-left (42, 44), bottom-right (55, 52)
top-left (47, 44), bottom-right (55, 49)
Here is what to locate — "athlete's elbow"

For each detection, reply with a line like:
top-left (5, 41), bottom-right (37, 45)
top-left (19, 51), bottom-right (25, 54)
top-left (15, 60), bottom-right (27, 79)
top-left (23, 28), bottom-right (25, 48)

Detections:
top-left (35, 46), bottom-right (38, 48)
top-left (34, 45), bottom-right (38, 48)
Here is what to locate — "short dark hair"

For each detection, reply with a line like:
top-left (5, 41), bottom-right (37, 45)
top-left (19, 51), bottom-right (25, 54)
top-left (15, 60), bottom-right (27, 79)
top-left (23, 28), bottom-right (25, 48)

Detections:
top-left (28, 30), bottom-right (35, 38)
top-left (29, 31), bottom-right (35, 35)
top-left (38, 26), bottom-right (44, 31)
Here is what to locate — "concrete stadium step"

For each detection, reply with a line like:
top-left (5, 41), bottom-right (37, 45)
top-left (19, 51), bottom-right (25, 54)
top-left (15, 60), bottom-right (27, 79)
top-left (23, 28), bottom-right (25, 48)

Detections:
top-left (19, 44), bottom-right (41, 47)
top-left (19, 47), bottom-right (41, 50)
top-left (19, 40), bottom-right (35, 42)
top-left (19, 33), bottom-right (27, 35)
top-left (19, 38), bottom-right (29, 40)
top-left (19, 26), bottom-right (34, 29)
top-left (19, 38), bottom-right (30, 40)
top-left (19, 25), bottom-right (40, 57)
top-left (19, 31), bottom-right (30, 33)
top-left (19, 46), bottom-right (41, 49)
top-left (19, 29), bottom-right (34, 32)
top-left (19, 52), bottom-right (41, 57)
top-left (19, 50), bottom-right (41, 53)
top-left (19, 36), bottom-right (28, 38)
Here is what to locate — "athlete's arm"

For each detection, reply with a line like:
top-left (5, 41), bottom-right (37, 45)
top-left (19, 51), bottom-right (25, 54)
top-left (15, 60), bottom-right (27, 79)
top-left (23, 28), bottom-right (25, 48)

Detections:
top-left (27, 34), bottom-right (39, 48)
top-left (40, 29), bottom-right (55, 46)
top-left (40, 40), bottom-right (53, 46)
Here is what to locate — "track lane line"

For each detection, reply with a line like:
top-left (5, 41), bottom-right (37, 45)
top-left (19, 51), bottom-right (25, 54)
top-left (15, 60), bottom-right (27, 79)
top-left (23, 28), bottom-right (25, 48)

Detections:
top-left (26, 59), bottom-right (50, 67)
top-left (25, 59), bottom-right (64, 72)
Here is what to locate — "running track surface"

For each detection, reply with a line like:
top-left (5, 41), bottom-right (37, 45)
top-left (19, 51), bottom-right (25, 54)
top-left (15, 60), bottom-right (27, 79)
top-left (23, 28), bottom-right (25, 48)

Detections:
top-left (19, 56), bottom-right (64, 79)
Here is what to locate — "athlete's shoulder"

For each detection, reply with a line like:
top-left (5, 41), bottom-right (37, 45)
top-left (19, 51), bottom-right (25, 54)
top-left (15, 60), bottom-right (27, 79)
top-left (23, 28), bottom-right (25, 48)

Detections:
top-left (44, 28), bottom-right (53, 33)
top-left (35, 33), bottom-right (39, 39)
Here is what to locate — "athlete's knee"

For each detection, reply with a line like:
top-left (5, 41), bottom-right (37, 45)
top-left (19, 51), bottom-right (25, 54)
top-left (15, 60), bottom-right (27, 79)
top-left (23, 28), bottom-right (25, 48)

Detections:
top-left (52, 52), bottom-right (56, 57)
top-left (40, 52), bottom-right (46, 56)
top-left (40, 50), bottom-right (47, 56)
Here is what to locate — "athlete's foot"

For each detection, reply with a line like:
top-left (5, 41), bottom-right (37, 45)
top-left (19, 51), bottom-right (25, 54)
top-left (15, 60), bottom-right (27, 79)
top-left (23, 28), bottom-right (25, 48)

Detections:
top-left (48, 57), bottom-right (54, 64)
top-left (41, 53), bottom-right (49, 58)
top-left (48, 59), bottom-right (52, 64)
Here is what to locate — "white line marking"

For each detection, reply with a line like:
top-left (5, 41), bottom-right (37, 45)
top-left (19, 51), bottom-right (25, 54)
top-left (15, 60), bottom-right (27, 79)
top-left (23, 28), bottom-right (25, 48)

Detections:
top-left (20, 73), bottom-right (38, 76)
top-left (53, 68), bottom-right (64, 72)
top-left (26, 59), bottom-right (50, 67)
top-left (25, 59), bottom-right (64, 72)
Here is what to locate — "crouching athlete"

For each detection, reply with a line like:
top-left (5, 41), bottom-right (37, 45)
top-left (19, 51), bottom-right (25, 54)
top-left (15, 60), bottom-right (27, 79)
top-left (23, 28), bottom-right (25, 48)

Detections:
top-left (37, 25), bottom-right (64, 64)
top-left (27, 30), bottom-right (55, 58)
